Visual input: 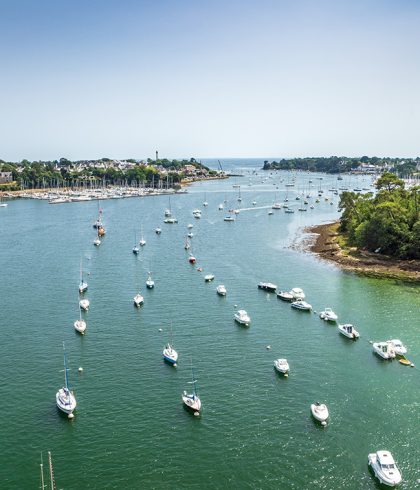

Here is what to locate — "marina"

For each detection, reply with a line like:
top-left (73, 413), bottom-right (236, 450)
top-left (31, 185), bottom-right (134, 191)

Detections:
top-left (0, 165), bottom-right (418, 488)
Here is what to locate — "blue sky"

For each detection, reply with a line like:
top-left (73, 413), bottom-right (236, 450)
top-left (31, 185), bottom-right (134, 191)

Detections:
top-left (0, 0), bottom-right (419, 161)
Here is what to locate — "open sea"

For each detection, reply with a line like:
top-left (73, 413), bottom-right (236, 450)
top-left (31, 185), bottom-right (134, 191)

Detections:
top-left (0, 162), bottom-right (418, 489)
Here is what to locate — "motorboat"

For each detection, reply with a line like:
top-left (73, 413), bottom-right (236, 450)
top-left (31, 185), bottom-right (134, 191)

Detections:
top-left (187, 224), bottom-right (193, 229)
top-left (290, 287), bottom-right (305, 300)
top-left (252, 201), bottom-right (257, 205)
top-left (268, 210), bottom-right (273, 215)
top-left (224, 215), bottom-right (235, 221)
top-left (216, 284), bottom-right (226, 296)
top-left (132, 245), bottom-right (140, 254)
top-left (272, 202), bottom-right (282, 209)
top-left (133, 293), bottom-right (144, 307)
top-left (204, 274), bottom-right (215, 282)
top-left (285, 208), bottom-right (295, 213)
top-left (164, 209), bottom-right (171, 217)
top-left (192, 209), bottom-right (202, 219)
top-left (164, 217), bottom-right (178, 224)
top-left (274, 358), bottom-right (289, 376)
top-left (187, 232), bottom-right (194, 238)
top-left (56, 344), bottom-right (77, 418)
top-left (368, 451), bottom-right (402, 487)
top-left (291, 299), bottom-right (312, 311)
top-left (79, 299), bottom-right (90, 311)
top-left (218, 203), bottom-right (224, 210)
top-left (182, 363), bottom-right (201, 414)
top-left (372, 342), bottom-right (396, 359)
top-left (310, 402), bottom-right (329, 425)
top-left (387, 339), bottom-right (407, 356)
top-left (234, 309), bottom-right (251, 326)
top-left (146, 273), bottom-right (155, 289)
top-left (155, 227), bottom-right (162, 235)
top-left (258, 282), bottom-right (277, 292)
top-left (188, 254), bottom-right (196, 264)
top-left (277, 290), bottom-right (294, 301)
top-left (319, 308), bottom-right (338, 322)
top-left (163, 343), bottom-right (178, 366)
top-left (338, 323), bottom-right (359, 340)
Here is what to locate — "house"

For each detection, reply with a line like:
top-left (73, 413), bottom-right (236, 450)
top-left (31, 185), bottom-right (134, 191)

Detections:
top-left (0, 172), bottom-right (13, 183)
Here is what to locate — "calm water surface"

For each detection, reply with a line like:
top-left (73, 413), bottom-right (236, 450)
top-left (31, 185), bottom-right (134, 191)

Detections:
top-left (0, 168), bottom-right (418, 489)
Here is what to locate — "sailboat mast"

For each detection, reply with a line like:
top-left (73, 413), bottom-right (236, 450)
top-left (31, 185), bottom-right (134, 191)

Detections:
top-left (48, 452), bottom-right (56, 490)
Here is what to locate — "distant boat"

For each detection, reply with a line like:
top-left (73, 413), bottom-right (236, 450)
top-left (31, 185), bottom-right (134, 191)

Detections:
top-left (74, 304), bottom-right (86, 335)
top-left (93, 227), bottom-right (101, 246)
top-left (182, 359), bottom-right (201, 414)
top-left (184, 237), bottom-right (191, 250)
top-left (164, 197), bottom-right (172, 217)
top-left (224, 215), bottom-right (235, 221)
top-left (133, 292), bottom-right (144, 307)
top-left (203, 193), bottom-right (208, 207)
top-left (139, 225), bottom-right (146, 246)
top-left (79, 299), bottom-right (90, 311)
top-left (56, 342), bottom-right (77, 418)
top-left (310, 402), bottom-right (329, 426)
top-left (146, 272), bottom-right (155, 289)
top-left (163, 323), bottom-right (178, 366)
top-left (0, 195), bottom-right (8, 207)
top-left (234, 309), bottom-right (250, 326)
top-left (204, 274), bottom-right (215, 282)
top-left (216, 284), bottom-right (227, 296)
top-left (218, 203), bottom-right (224, 210)
top-left (133, 232), bottom-right (140, 254)
top-left (78, 259), bottom-right (88, 293)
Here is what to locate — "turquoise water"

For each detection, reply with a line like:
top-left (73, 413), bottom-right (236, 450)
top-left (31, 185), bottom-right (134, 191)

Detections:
top-left (0, 170), bottom-right (418, 489)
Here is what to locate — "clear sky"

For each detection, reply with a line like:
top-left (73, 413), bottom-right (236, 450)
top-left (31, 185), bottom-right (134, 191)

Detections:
top-left (0, 0), bottom-right (419, 161)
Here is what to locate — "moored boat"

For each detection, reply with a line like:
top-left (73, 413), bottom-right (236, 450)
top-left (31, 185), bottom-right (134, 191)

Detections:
top-left (204, 274), bottom-right (215, 282)
top-left (368, 451), bottom-right (402, 487)
top-left (387, 339), bottom-right (407, 356)
top-left (182, 360), bottom-right (201, 415)
top-left (56, 343), bottom-right (77, 418)
top-left (258, 282), bottom-right (277, 292)
top-left (274, 358), bottom-right (289, 376)
top-left (310, 402), bottom-right (329, 425)
top-left (338, 323), bottom-right (359, 339)
top-left (319, 308), bottom-right (338, 322)
top-left (234, 309), bottom-right (250, 326)
top-left (291, 298), bottom-right (312, 311)
top-left (277, 290), bottom-right (294, 301)
top-left (216, 284), bottom-right (227, 296)
top-left (79, 299), bottom-right (90, 311)
top-left (133, 293), bottom-right (144, 307)
top-left (372, 342), bottom-right (395, 359)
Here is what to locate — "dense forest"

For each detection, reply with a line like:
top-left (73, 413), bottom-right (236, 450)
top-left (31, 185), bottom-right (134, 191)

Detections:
top-left (338, 173), bottom-right (419, 259)
top-left (0, 157), bottom-right (213, 190)
top-left (262, 156), bottom-right (419, 176)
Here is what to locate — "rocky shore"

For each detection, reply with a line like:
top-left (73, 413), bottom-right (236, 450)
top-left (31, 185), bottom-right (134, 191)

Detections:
top-left (306, 221), bottom-right (420, 282)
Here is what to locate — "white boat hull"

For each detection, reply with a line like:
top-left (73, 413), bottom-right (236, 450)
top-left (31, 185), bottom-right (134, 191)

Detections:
top-left (74, 320), bottom-right (86, 334)
top-left (182, 392), bottom-right (201, 413)
top-left (311, 403), bottom-right (329, 424)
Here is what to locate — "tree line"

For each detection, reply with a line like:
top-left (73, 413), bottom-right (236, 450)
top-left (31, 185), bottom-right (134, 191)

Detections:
top-left (338, 173), bottom-right (419, 259)
top-left (262, 156), bottom-right (419, 176)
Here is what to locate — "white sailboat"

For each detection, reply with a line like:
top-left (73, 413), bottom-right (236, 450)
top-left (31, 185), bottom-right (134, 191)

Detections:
top-left (133, 231), bottom-right (140, 254)
top-left (78, 259), bottom-right (88, 293)
top-left (146, 271), bottom-right (155, 289)
top-left (182, 359), bottom-right (201, 414)
top-left (163, 323), bottom-right (178, 366)
top-left (93, 227), bottom-right (101, 246)
top-left (74, 304), bottom-right (86, 335)
top-left (56, 343), bottom-right (77, 418)
top-left (79, 298), bottom-right (90, 311)
top-left (139, 225), bottom-right (146, 246)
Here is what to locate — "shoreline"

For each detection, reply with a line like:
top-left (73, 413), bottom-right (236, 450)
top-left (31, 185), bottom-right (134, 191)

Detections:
top-left (306, 221), bottom-right (420, 282)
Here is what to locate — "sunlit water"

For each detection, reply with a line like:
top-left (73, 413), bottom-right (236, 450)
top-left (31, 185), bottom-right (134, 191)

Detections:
top-left (0, 167), bottom-right (418, 489)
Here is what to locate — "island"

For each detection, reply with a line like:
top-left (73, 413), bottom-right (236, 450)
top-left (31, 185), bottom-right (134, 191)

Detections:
top-left (307, 173), bottom-right (420, 281)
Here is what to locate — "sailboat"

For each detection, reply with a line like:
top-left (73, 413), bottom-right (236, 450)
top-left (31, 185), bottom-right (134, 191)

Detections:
top-left (40, 452), bottom-right (57, 490)
top-left (133, 232), bottom-right (140, 254)
top-left (0, 195), bottom-right (7, 207)
top-left (164, 197), bottom-right (172, 217)
top-left (146, 271), bottom-right (155, 289)
top-left (92, 202), bottom-right (102, 228)
top-left (184, 236), bottom-right (191, 250)
top-left (56, 343), bottom-right (77, 418)
top-left (93, 228), bottom-right (101, 246)
top-left (74, 303), bottom-right (87, 334)
top-left (237, 188), bottom-right (242, 202)
top-left (182, 359), bottom-right (201, 414)
top-left (139, 225), bottom-right (146, 246)
top-left (163, 323), bottom-right (178, 365)
top-left (203, 192), bottom-right (208, 207)
top-left (78, 259), bottom-right (88, 293)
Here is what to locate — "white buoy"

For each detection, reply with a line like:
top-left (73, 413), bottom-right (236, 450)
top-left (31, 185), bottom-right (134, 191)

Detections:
top-left (194, 411), bottom-right (200, 417)
top-left (284, 373), bottom-right (289, 377)
top-left (68, 413), bottom-right (74, 419)
top-left (321, 421), bottom-right (326, 426)
top-left (78, 367), bottom-right (83, 373)
top-left (158, 328), bottom-right (163, 332)
top-left (266, 345), bottom-right (271, 350)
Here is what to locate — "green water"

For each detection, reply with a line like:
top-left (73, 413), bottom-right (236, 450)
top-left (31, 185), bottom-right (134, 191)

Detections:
top-left (0, 172), bottom-right (418, 489)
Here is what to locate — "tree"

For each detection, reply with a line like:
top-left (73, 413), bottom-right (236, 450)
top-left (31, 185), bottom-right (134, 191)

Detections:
top-left (375, 172), bottom-right (404, 192)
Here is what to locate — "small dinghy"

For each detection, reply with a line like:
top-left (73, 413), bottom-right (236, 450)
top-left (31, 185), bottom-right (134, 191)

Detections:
top-left (310, 402), bottom-right (329, 426)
